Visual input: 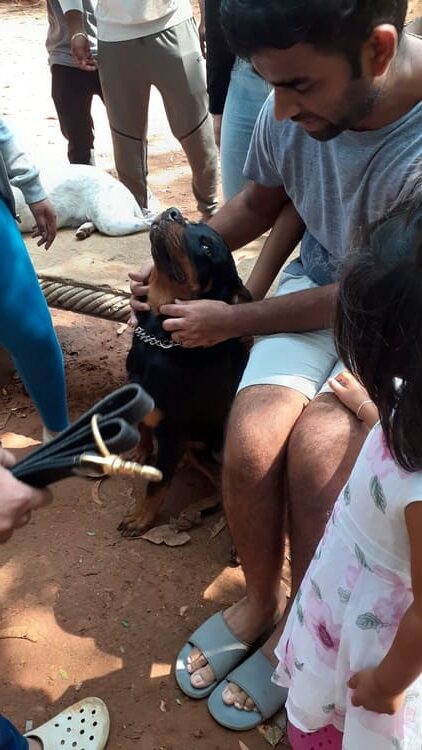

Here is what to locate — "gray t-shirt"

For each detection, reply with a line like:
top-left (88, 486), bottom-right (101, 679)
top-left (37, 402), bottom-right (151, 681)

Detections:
top-left (244, 92), bottom-right (422, 285)
top-left (46, 0), bottom-right (97, 68)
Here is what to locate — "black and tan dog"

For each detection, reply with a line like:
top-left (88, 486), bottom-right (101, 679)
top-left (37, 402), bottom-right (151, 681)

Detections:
top-left (119, 207), bottom-right (251, 536)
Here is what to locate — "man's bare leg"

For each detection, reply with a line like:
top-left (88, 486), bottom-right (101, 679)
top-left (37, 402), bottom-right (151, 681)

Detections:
top-left (222, 393), bottom-right (368, 709)
top-left (188, 384), bottom-right (308, 689)
top-left (287, 393), bottom-right (367, 596)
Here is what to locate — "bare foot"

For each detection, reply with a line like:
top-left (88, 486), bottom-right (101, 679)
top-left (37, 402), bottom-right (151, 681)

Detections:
top-left (187, 592), bottom-right (285, 691)
top-left (221, 618), bottom-right (286, 711)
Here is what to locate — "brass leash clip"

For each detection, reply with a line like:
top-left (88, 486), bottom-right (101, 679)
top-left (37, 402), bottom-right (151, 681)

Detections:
top-left (80, 414), bottom-right (163, 482)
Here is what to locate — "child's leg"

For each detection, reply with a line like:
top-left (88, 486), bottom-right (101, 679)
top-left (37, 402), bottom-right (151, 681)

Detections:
top-left (287, 721), bottom-right (343, 749)
top-left (0, 715), bottom-right (29, 750)
top-left (0, 199), bottom-right (68, 432)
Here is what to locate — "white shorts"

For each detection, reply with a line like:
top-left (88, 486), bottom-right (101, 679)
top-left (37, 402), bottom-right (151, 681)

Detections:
top-left (238, 271), bottom-right (345, 400)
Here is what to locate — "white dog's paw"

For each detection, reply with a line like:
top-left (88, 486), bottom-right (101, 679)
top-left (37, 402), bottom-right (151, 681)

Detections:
top-left (75, 221), bottom-right (96, 240)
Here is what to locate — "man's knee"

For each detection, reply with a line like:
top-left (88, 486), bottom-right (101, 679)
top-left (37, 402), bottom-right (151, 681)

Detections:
top-left (223, 385), bottom-right (306, 481)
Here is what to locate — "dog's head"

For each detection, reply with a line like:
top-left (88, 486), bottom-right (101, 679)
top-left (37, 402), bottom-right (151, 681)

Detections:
top-left (146, 207), bottom-right (251, 313)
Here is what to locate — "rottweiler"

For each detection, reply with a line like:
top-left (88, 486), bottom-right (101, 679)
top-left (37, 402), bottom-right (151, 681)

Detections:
top-left (119, 207), bottom-right (251, 536)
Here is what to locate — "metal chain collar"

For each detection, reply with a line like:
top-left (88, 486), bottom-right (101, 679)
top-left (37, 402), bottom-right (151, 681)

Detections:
top-left (134, 325), bottom-right (181, 350)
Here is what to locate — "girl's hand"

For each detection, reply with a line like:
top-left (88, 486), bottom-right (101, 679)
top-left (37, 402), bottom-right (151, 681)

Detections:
top-left (328, 370), bottom-right (369, 414)
top-left (328, 370), bottom-right (378, 427)
top-left (348, 668), bottom-right (405, 715)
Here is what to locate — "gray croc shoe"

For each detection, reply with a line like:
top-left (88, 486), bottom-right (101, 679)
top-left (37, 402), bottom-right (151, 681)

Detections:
top-left (176, 611), bottom-right (252, 699)
top-left (208, 650), bottom-right (287, 730)
top-left (25, 697), bottom-right (110, 750)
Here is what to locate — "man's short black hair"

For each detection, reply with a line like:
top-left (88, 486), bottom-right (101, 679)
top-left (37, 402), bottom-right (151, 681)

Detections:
top-left (221, 0), bottom-right (408, 73)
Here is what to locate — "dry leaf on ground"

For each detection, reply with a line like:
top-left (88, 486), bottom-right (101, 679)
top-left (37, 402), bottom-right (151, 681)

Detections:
top-left (209, 515), bottom-right (227, 539)
top-left (141, 524), bottom-right (191, 546)
top-left (91, 478), bottom-right (104, 505)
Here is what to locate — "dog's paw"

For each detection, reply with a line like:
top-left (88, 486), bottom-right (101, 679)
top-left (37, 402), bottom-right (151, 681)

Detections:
top-left (75, 221), bottom-right (96, 240)
top-left (118, 509), bottom-right (157, 538)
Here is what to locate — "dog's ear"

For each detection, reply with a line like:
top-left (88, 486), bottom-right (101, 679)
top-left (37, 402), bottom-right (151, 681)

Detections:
top-left (231, 279), bottom-right (253, 306)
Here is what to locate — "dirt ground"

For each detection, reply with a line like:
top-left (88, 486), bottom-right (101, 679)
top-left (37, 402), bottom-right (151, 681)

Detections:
top-left (1, 2), bottom-right (421, 749)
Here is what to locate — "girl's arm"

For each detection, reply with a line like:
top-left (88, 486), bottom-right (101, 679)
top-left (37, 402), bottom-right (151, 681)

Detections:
top-left (246, 201), bottom-right (304, 301)
top-left (349, 501), bottom-right (422, 714)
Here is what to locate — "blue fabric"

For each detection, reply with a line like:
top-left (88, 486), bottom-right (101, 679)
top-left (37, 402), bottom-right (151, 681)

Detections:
top-left (0, 198), bottom-right (68, 431)
top-left (0, 716), bottom-right (28, 750)
top-left (219, 59), bottom-right (271, 202)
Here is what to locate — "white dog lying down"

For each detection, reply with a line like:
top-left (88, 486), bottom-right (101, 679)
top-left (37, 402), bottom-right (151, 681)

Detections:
top-left (12, 164), bottom-right (158, 240)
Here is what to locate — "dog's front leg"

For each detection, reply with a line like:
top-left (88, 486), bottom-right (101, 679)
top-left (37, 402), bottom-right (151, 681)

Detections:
top-left (118, 477), bottom-right (169, 537)
top-left (118, 432), bottom-right (186, 537)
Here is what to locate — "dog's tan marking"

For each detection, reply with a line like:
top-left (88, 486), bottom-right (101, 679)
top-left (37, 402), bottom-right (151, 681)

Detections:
top-left (148, 221), bottom-right (200, 313)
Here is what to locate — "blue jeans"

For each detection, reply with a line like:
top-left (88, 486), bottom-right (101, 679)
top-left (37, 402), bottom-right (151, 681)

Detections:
top-left (0, 198), bottom-right (68, 431)
top-left (220, 58), bottom-right (271, 202)
top-left (0, 716), bottom-right (28, 750)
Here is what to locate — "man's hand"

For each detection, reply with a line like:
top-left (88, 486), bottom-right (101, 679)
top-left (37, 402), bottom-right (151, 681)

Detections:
top-left (161, 299), bottom-right (234, 348)
top-left (29, 198), bottom-right (57, 249)
top-left (198, 18), bottom-right (206, 57)
top-left (348, 668), bottom-right (405, 716)
top-left (71, 34), bottom-right (97, 71)
top-left (0, 449), bottom-right (52, 543)
top-left (213, 114), bottom-right (222, 149)
top-left (128, 266), bottom-right (153, 326)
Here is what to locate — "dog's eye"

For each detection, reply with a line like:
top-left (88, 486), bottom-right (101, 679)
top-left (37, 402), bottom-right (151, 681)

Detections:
top-left (200, 238), bottom-right (213, 256)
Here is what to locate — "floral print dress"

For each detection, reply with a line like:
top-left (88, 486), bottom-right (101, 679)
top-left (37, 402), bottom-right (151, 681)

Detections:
top-left (273, 424), bottom-right (422, 749)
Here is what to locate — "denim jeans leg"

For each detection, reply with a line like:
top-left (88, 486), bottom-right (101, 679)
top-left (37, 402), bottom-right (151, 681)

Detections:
top-left (220, 59), bottom-right (271, 202)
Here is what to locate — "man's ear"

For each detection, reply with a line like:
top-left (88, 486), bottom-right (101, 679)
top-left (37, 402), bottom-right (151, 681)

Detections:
top-left (231, 279), bottom-right (253, 305)
top-left (362, 24), bottom-right (398, 78)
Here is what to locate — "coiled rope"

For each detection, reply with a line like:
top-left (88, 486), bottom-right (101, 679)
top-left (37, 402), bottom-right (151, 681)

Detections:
top-left (37, 274), bottom-right (131, 322)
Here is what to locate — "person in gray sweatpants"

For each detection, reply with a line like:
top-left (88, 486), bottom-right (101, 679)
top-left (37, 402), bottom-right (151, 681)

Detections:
top-left (61, 1), bottom-right (219, 217)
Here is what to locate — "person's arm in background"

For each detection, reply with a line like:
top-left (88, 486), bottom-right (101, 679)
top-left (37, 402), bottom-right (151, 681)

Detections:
top-left (204, 0), bottom-right (235, 147)
top-left (197, 0), bottom-right (206, 57)
top-left (59, 0), bottom-right (97, 70)
top-left (0, 119), bottom-right (56, 248)
top-left (0, 449), bottom-right (52, 543)
top-left (246, 201), bottom-right (305, 301)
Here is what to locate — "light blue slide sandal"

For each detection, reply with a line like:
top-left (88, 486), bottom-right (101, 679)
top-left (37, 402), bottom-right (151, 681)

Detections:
top-left (208, 649), bottom-right (288, 730)
top-left (175, 611), bottom-right (252, 699)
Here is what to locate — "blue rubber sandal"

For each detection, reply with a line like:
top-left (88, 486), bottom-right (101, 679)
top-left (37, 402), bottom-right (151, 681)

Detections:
top-left (208, 649), bottom-right (288, 730)
top-left (175, 611), bottom-right (252, 699)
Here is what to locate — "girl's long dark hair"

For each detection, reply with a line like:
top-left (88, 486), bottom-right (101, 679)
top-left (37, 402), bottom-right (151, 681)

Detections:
top-left (335, 185), bottom-right (422, 471)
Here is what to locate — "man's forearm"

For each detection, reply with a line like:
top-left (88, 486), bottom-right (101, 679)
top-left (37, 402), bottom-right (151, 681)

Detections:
top-left (209, 183), bottom-right (287, 251)
top-left (59, 3), bottom-right (84, 36)
top-left (226, 283), bottom-right (338, 337)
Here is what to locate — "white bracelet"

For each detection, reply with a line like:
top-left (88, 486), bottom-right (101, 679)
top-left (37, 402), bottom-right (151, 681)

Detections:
top-left (71, 32), bottom-right (88, 42)
top-left (356, 399), bottom-right (374, 421)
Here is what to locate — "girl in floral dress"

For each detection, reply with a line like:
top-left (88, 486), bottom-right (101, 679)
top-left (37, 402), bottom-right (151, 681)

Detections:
top-left (273, 195), bottom-right (422, 750)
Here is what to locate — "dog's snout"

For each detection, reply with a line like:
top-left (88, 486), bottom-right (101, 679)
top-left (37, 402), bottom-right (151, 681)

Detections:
top-left (165, 207), bottom-right (183, 223)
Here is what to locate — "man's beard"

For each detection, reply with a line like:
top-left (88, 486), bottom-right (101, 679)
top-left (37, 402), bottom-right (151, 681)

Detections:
top-left (300, 79), bottom-right (381, 142)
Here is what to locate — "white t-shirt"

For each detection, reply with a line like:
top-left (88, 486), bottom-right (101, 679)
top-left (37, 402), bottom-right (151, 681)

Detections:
top-left (60, 0), bottom-right (193, 41)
